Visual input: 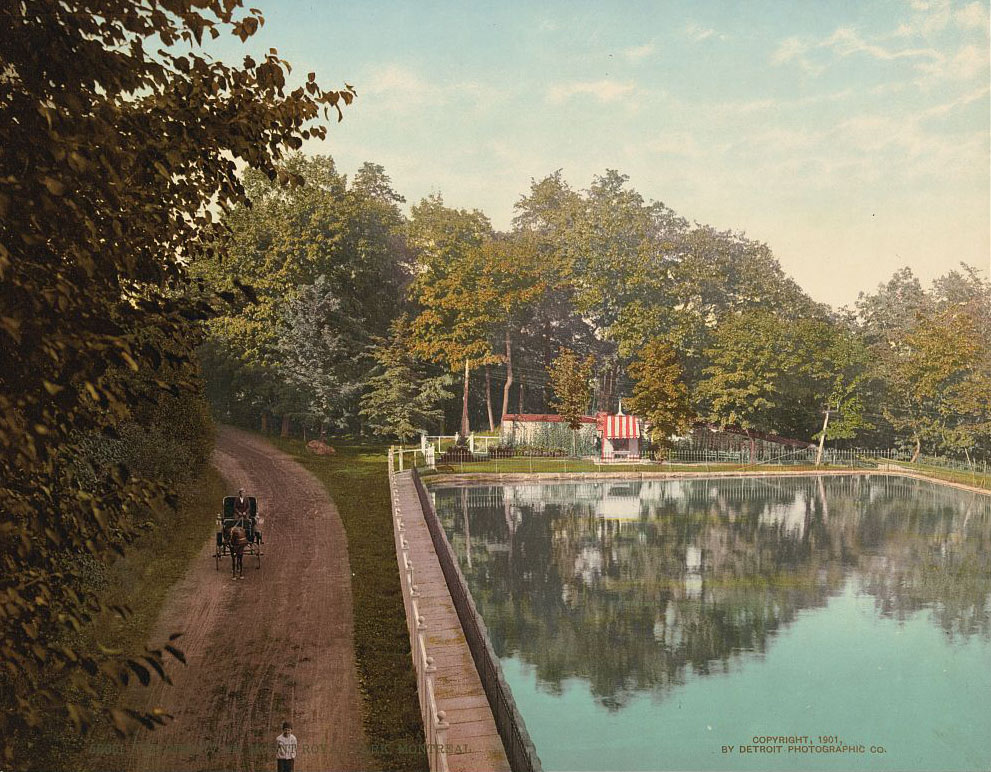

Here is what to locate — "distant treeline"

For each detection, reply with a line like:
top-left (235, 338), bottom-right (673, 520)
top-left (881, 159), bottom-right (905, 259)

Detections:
top-left (197, 154), bottom-right (990, 461)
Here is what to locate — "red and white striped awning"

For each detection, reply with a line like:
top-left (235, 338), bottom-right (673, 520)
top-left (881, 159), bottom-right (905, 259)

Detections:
top-left (602, 414), bottom-right (641, 439)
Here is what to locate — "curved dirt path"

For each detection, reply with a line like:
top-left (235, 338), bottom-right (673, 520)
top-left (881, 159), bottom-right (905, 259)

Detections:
top-left (116, 426), bottom-right (373, 772)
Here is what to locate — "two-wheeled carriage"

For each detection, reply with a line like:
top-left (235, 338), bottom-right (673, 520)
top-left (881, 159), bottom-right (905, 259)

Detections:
top-left (215, 496), bottom-right (264, 571)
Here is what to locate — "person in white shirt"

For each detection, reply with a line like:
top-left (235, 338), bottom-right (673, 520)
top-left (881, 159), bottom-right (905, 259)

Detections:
top-left (276, 721), bottom-right (297, 772)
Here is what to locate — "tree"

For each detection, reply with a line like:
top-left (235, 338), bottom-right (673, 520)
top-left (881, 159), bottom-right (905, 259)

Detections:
top-left (195, 154), bottom-right (408, 431)
top-left (276, 276), bottom-right (366, 432)
top-left (360, 317), bottom-right (454, 442)
top-left (462, 235), bottom-right (546, 428)
top-left (796, 320), bottom-right (875, 463)
top-left (884, 309), bottom-right (991, 461)
top-left (626, 340), bottom-right (694, 454)
top-left (695, 311), bottom-right (800, 451)
top-left (856, 264), bottom-right (990, 458)
top-left (0, 0), bottom-right (355, 764)
top-left (549, 349), bottom-right (596, 454)
top-left (696, 308), bottom-right (877, 460)
top-left (512, 170), bottom-right (825, 409)
top-left (407, 196), bottom-right (495, 436)
top-left (855, 267), bottom-right (934, 349)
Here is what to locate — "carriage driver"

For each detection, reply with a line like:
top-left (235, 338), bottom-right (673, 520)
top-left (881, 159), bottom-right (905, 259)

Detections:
top-left (233, 488), bottom-right (251, 519)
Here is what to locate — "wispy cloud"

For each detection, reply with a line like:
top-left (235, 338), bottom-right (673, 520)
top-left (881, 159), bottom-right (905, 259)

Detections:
top-left (771, 37), bottom-right (825, 74)
top-left (920, 85), bottom-right (991, 117)
top-left (824, 27), bottom-right (939, 61)
top-left (684, 21), bottom-right (727, 42)
top-left (916, 43), bottom-right (988, 84)
top-left (366, 65), bottom-right (431, 100)
top-left (954, 1), bottom-right (989, 30)
top-left (893, 0), bottom-right (981, 36)
top-left (362, 65), bottom-right (514, 115)
top-left (623, 43), bottom-right (655, 61)
top-left (547, 79), bottom-right (637, 104)
top-left (773, 26), bottom-right (939, 75)
top-left (643, 132), bottom-right (708, 158)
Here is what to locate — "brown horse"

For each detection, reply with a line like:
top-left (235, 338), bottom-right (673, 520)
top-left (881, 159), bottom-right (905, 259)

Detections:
top-left (228, 523), bottom-right (247, 579)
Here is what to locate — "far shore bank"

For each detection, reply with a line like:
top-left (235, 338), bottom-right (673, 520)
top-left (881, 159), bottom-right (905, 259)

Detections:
top-left (422, 465), bottom-right (991, 497)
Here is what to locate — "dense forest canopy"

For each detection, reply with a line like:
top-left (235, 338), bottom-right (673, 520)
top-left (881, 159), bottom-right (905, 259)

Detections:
top-left (197, 154), bottom-right (990, 461)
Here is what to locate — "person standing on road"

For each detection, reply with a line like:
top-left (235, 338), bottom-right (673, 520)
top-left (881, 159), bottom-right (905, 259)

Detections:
top-left (276, 721), bottom-right (297, 772)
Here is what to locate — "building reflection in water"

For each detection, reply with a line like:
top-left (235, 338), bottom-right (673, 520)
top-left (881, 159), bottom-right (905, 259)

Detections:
top-left (434, 475), bottom-right (991, 710)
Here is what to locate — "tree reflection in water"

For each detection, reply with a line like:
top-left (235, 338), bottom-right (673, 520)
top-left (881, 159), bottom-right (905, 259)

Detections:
top-left (434, 475), bottom-right (991, 711)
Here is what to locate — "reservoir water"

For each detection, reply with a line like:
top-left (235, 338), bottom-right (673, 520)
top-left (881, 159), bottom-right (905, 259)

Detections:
top-left (432, 475), bottom-right (991, 771)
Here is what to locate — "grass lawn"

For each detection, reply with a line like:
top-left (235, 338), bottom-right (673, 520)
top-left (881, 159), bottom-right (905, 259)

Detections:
top-left (881, 459), bottom-right (991, 491)
top-left (272, 438), bottom-right (428, 772)
top-left (421, 457), bottom-right (862, 477)
top-left (418, 453), bottom-right (991, 494)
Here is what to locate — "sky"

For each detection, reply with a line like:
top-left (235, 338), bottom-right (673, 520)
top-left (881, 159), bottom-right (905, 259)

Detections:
top-left (206, 0), bottom-right (990, 309)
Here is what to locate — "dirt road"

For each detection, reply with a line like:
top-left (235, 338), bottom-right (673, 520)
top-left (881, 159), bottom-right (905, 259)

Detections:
top-left (114, 426), bottom-right (373, 772)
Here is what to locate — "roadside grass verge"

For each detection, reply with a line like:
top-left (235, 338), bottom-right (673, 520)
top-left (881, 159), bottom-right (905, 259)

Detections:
top-left (78, 465), bottom-right (226, 770)
top-left (881, 460), bottom-right (991, 491)
top-left (272, 438), bottom-right (427, 772)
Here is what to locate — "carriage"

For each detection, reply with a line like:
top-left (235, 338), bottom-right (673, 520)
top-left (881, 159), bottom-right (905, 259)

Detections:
top-left (215, 496), bottom-right (264, 571)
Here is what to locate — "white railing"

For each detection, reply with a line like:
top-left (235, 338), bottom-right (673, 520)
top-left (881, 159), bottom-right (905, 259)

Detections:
top-left (390, 445), bottom-right (435, 473)
top-left (388, 449), bottom-right (450, 772)
top-left (421, 433), bottom-right (500, 455)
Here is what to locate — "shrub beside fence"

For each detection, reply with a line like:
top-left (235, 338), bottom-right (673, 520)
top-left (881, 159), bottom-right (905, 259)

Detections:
top-left (411, 469), bottom-right (543, 772)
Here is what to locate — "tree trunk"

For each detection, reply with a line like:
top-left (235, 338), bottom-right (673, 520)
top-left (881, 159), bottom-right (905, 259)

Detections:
top-left (815, 408), bottom-right (831, 466)
top-left (460, 359), bottom-right (470, 438)
top-left (542, 320), bottom-right (553, 409)
top-left (602, 367), bottom-right (614, 414)
top-left (910, 435), bottom-right (921, 463)
top-left (518, 374), bottom-right (525, 414)
top-left (261, 411), bottom-right (268, 434)
top-left (501, 328), bottom-right (513, 423)
top-left (484, 366), bottom-right (495, 432)
top-left (281, 414), bottom-right (290, 438)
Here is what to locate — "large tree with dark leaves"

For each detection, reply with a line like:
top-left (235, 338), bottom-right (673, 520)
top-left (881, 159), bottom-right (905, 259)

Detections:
top-left (0, 1), bottom-right (354, 765)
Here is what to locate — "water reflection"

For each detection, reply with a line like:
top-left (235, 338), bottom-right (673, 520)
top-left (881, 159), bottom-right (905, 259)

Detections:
top-left (434, 476), bottom-right (991, 710)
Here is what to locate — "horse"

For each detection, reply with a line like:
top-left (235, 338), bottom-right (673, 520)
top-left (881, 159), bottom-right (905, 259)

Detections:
top-left (228, 522), bottom-right (248, 579)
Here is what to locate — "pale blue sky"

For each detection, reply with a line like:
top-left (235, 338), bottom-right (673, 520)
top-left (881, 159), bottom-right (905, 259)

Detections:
top-left (207, 0), bottom-right (990, 308)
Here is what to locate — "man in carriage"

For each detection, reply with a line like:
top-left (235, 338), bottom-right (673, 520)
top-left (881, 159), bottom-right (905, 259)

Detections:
top-left (233, 487), bottom-right (251, 518)
top-left (216, 489), bottom-right (262, 575)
